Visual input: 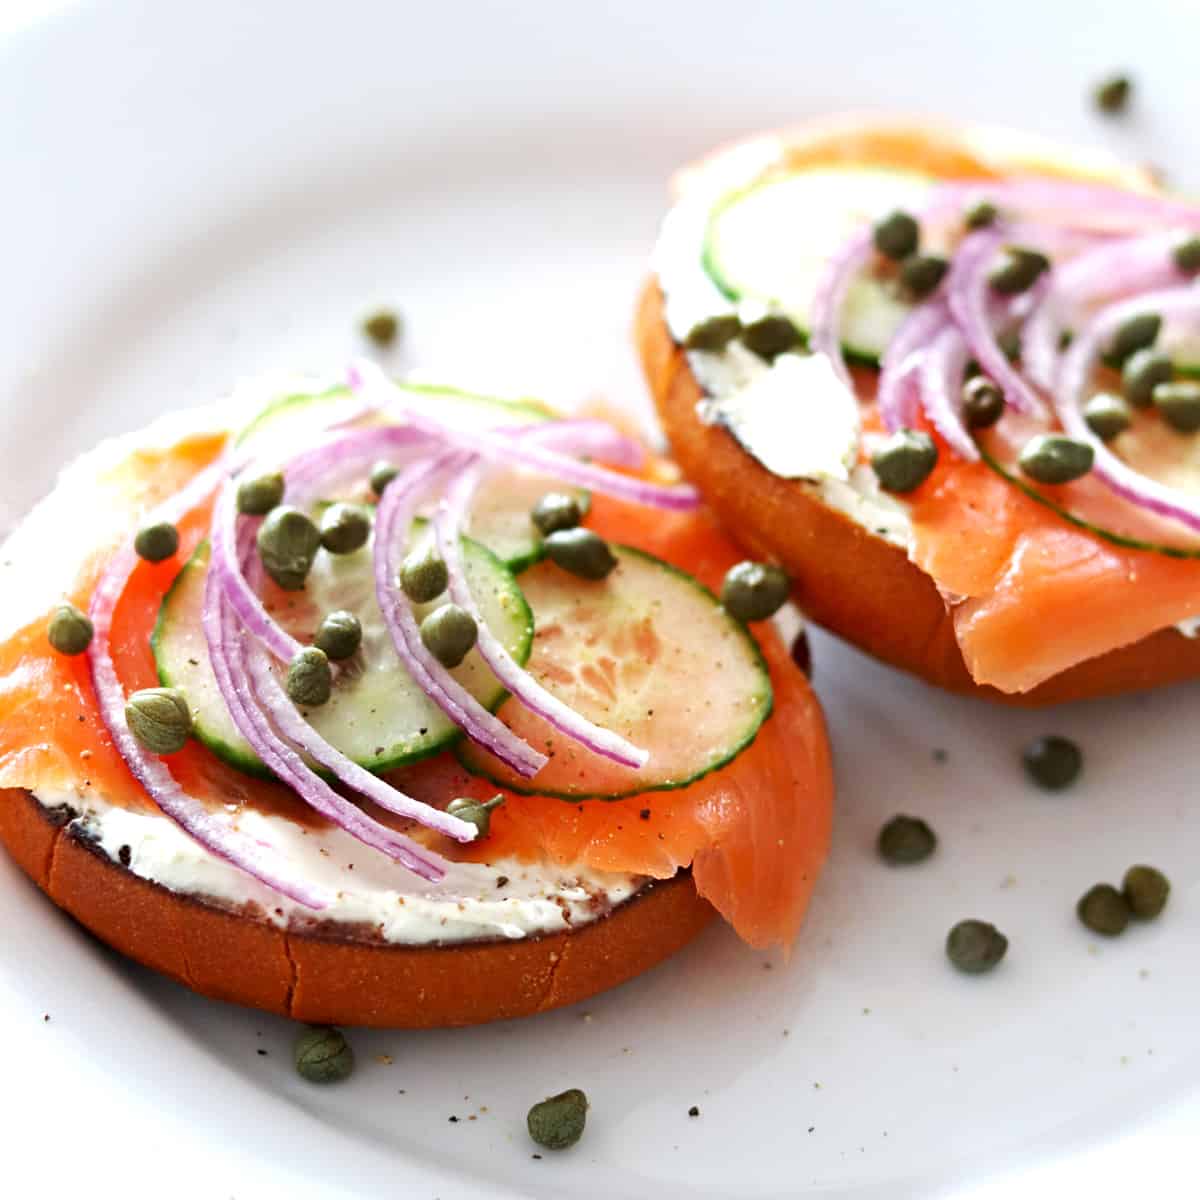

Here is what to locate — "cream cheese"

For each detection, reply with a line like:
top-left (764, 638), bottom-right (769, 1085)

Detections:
top-left (0, 383), bottom-right (645, 946)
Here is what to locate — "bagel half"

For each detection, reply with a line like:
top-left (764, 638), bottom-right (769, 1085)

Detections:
top-left (637, 116), bottom-right (1200, 705)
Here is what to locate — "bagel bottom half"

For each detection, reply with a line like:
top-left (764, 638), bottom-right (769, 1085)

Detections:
top-left (637, 281), bottom-right (1200, 706)
top-left (0, 787), bottom-right (714, 1027)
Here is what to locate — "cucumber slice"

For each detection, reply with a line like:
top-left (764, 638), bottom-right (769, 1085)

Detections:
top-left (704, 165), bottom-right (936, 364)
top-left (456, 545), bottom-right (772, 799)
top-left (153, 524), bottom-right (533, 777)
top-left (977, 418), bottom-right (1200, 560)
top-left (234, 382), bottom-right (583, 571)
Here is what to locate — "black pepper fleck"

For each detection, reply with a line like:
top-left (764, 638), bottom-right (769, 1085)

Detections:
top-left (257, 1049), bottom-right (268, 1056)
top-left (639, 809), bottom-right (651, 821)
top-left (118, 844), bottom-right (131, 867)
top-left (688, 1106), bottom-right (700, 1117)
top-left (448, 1115), bottom-right (459, 1123)
top-left (496, 875), bottom-right (509, 888)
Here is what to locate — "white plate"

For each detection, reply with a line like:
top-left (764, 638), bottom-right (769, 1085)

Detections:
top-left (2, 2), bottom-right (1198, 1197)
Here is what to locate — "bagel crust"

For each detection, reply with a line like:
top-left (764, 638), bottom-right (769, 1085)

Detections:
top-left (637, 280), bottom-right (1200, 705)
top-left (0, 787), bottom-right (714, 1027)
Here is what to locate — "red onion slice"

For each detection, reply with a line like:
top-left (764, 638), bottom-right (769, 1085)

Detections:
top-left (434, 460), bottom-right (650, 771)
top-left (1056, 285), bottom-right (1200, 533)
top-left (87, 459), bottom-right (331, 909)
top-left (878, 302), bottom-right (950, 432)
top-left (807, 226), bottom-right (875, 390)
top-left (919, 324), bottom-right (979, 462)
top-left (946, 230), bottom-right (1047, 418)
top-left (347, 362), bottom-right (699, 511)
top-left (374, 451), bottom-right (548, 779)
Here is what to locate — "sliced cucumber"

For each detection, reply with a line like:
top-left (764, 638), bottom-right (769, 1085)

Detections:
top-left (456, 545), bottom-right (773, 799)
top-left (234, 382), bottom-right (584, 571)
top-left (704, 165), bottom-right (936, 364)
top-left (153, 524), bottom-right (533, 776)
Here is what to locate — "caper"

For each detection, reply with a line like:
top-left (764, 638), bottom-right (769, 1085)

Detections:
top-left (1107, 312), bottom-right (1161, 365)
top-left (134, 521), bottom-right (179, 563)
top-left (370, 460), bottom-right (399, 496)
top-left (544, 528), bottom-right (618, 581)
top-left (964, 199), bottom-right (998, 230)
top-left (988, 247), bottom-right (1050, 296)
top-left (684, 313), bottom-right (742, 352)
top-left (721, 561), bottom-right (790, 623)
top-left (1153, 381), bottom-right (1200, 432)
top-left (872, 210), bottom-right (920, 261)
top-left (871, 429), bottom-right (938, 493)
top-left (47, 603), bottom-right (93, 656)
top-left (1173, 236), bottom-right (1200, 275)
top-left (998, 329), bottom-right (1022, 363)
top-left (236, 471), bottom-right (285, 516)
top-left (899, 254), bottom-right (948, 300)
top-left (286, 647), bottom-right (332, 707)
top-left (314, 610), bottom-right (362, 661)
top-left (319, 502), bottom-right (371, 554)
top-left (1077, 883), bottom-right (1130, 936)
top-left (1122, 348), bottom-right (1173, 408)
top-left (740, 313), bottom-right (803, 361)
top-left (1018, 435), bottom-right (1093, 485)
top-left (877, 815), bottom-right (937, 864)
top-left (419, 603), bottom-right (478, 668)
top-left (527, 1088), bottom-right (588, 1151)
top-left (1083, 392), bottom-right (1133, 441)
top-left (1122, 864), bottom-right (1170, 920)
top-left (361, 308), bottom-right (400, 348)
top-left (962, 376), bottom-right (1004, 429)
top-left (125, 687), bottom-right (192, 755)
top-left (945, 919), bottom-right (1008, 974)
top-left (1094, 73), bottom-right (1131, 114)
top-left (256, 506), bottom-right (321, 591)
top-left (294, 1025), bottom-right (355, 1083)
top-left (1022, 734), bottom-right (1082, 790)
top-left (447, 794), bottom-right (504, 837)
top-left (399, 546), bottom-right (449, 603)
top-left (531, 491), bottom-right (584, 537)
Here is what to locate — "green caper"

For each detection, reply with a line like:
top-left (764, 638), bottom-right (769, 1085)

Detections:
top-left (1083, 392), bottom-right (1133, 441)
top-left (721, 561), bottom-right (790, 623)
top-left (47, 603), bottom-right (93, 656)
top-left (988, 247), bottom-right (1050, 296)
top-left (997, 329), bottom-right (1022, 363)
top-left (1077, 884), bottom-right (1130, 936)
top-left (961, 376), bottom-right (1005, 429)
top-left (1122, 864), bottom-right (1170, 919)
top-left (1173, 236), bottom-right (1200, 275)
top-left (447, 794), bottom-right (504, 837)
top-left (1153, 381), bottom-right (1200, 432)
top-left (256, 506), bottom-right (321, 590)
top-left (1022, 734), bottom-right (1082, 790)
top-left (899, 254), bottom-right (949, 300)
top-left (531, 491), bottom-right (584, 537)
top-left (871, 429), bottom-right (938, 493)
top-left (399, 546), bottom-right (449, 603)
top-left (684, 313), bottom-right (742, 352)
top-left (1018, 435), bottom-right (1094, 485)
top-left (236, 471), bottom-right (285, 516)
top-left (361, 308), bottom-right (400, 348)
top-left (314, 610), bottom-right (362, 661)
top-left (964, 199), bottom-right (998, 230)
top-left (544, 528), bottom-right (618, 581)
top-left (294, 1025), bottom-right (355, 1083)
top-left (946, 919), bottom-right (1008, 974)
top-left (527, 1088), bottom-right (589, 1151)
top-left (370, 460), bottom-right (399, 496)
top-left (286, 647), bottom-right (332, 707)
top-left (419, 604), bottom-right (478, 668)
top-left (134, 521), bottom-right (179, 563)
top-left (740, 313), bottom-right (803, 361)
top-left (873, 210), bottom-right (920, 261)
top-left (1094, 73), bottom-right (1131, 114)
top-left (1107, 312), bottom-right (1161, 364)
top-left (877, 815), bottom-right (937, 864)
top-left (125, 687), bottom-right (192, 755)
top-left (1122, 348), bottom-right (1173, 408)
top-left (319, 502), bottom-right (371, 554)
